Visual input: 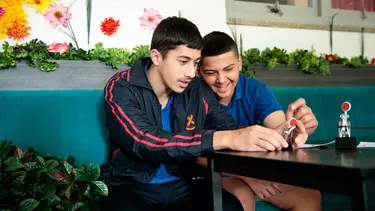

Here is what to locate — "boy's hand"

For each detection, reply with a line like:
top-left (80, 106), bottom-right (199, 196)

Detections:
top-left (275, 118), bottom-right (308, 147)
top-left (286, 98), bottom-right (318, 135)
top-left (245, 178), bottom-right (283, 200)
top-left (229, 125), bottom-right (288, 152)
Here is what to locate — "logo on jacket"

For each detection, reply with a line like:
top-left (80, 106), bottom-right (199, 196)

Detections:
top-left (185, 114), bottom-right (196, 130)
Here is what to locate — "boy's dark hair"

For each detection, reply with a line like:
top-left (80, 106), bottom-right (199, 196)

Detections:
top-left (151, 17), bottom-right (203, 57)
top-left (201, 31), bottom-right (239, 59)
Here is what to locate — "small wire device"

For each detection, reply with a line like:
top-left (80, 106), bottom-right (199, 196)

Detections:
top-left (282, 118), bottom-right (297, 151)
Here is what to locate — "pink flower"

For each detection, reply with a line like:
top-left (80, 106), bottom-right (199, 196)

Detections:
top-left (44, 3), bottom-right (72, 28)
top-left (139, 8), bottom-right (162, 30)
top-left (48, 42), bottom-right (70, 54)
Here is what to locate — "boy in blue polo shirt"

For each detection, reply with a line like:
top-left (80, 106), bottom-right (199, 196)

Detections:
top-left (197, 31), bottom-right (321, 211)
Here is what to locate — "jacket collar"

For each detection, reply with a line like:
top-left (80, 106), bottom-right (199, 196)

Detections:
top-left (127, 57), bottom-right (153, 90)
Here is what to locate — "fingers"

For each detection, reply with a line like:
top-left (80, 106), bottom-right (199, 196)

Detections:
top-left (256, 139), bottom-right (277, 151)
top-left (265, 185), bottom-right (276, 196)
top-left (286, 98), bottom-right (306, 120)
top-left (254, 126), bottom-right (288, 150)
top-left (271, 183), bottom-right (283, 193)
top-left (255, 184), bottom-right (281, 200)
top-left (304, 119), bottom-right (319, 134)
top-left (295, 119), bottom-right (306, 134)
top-left (294, 105), bottom-right (311, 120)
top-left (291, 98), bottom-right (307, 110)
top-left (294, 133), bottom-right (308, 146)
top-left (255, 192), bottom-right (266, 200)
top-left (293, 120), bottom-right (308, 146)
top-left (293, 104), bottom-right (319, 135)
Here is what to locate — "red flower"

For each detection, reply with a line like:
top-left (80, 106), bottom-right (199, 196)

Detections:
top-left (324, 54), bottom-right (338, 64)
top-left (100, 17), bottom-right (120, 36)
top-left (55, 172), bottom-right (68, 181)
top-left (371, 58), bottom-right (375, 66)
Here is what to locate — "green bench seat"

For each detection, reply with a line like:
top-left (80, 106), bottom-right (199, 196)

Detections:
top-left (1, 86), bottom-right (374, 211)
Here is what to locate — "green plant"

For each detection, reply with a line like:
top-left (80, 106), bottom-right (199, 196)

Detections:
top-left (0, 39), bottom-right (373, 75)
top-left (288, 48), bottom-right (331, 76)
top-left (0, 140), bottom-right (108, 211)
top-left (260, 47), bottom-right (289, 70)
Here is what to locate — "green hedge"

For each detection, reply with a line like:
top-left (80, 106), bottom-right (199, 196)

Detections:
top-left (0, 39), bottom-right (373, 76)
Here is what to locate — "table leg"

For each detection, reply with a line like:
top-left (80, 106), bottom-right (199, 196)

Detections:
top-left (352, 179), bottom-right (375, 211)
top-left (208, 156), bottom-right (223, 211)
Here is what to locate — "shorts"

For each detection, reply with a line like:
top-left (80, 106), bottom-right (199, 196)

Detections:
top-left (105, 178), bottom-right (244, 211)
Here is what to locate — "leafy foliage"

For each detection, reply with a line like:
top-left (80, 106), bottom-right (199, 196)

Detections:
top-left (241, 46), bottom-right (373, 77)
top-left (0, 140), bottom-right (108, 211)
top-left (0, 39), bottom-right (373, 76)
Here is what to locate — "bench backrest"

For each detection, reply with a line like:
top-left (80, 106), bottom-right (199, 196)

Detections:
top-left (1, 86), bottom-right (374, 165)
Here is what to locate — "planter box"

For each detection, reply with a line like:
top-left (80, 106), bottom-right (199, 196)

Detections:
top-left (254, 64), bottom-right (375, 87)
top-left (0, 60), bottom-right (130, 90)
top-left (1, 61), bottom-right (374, 90)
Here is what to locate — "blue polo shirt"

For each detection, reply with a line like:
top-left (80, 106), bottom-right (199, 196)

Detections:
top-left (144, 61), bottom-right (181, 184)
top-left (220, 74), bottom-right (282, 126)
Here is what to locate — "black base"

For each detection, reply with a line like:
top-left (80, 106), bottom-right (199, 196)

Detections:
top-left (335, 137), bottom-right (357, 149)
top-left (282, 143), bottom-right (294, 151)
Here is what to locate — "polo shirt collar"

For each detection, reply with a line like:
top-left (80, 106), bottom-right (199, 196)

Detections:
top-left (233, 73), bottom-right (245, 101)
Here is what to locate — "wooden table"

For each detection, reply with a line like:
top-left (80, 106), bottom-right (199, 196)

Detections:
top-left (207, 147), bottom-right (375, 211)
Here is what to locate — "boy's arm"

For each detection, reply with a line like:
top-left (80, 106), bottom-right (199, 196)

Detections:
top-left (104, 74), bottom-right (232, 162)
top-left (253, 82), bottom-right (285, 129)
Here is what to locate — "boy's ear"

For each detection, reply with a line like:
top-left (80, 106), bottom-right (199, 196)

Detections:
top-left (238, 55), bottom-right (243, 71)
top-left (197, 66), bottom-right (202, 78)
top-left (150, 49), bottom-right (161, 65)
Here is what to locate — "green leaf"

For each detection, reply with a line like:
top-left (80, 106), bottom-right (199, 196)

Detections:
top-left (0, 140), bottom-right (16, 158)
top-left (43, 183), bottom-right (56, 196)
top-left (84, 184), bottom-right (91, 197)
top-left (75, 165), bottom-right (100, 181)
top-left (12, 171), bottom-right (26, 185)
top-left (44, 169), bottom-right (57, 180)
top-left (24, 162), bottom-right (37, 171)
top-left (63, 161), bottom-right (74, 174)
top-left (60, 199), bottom-right (73, 210)
top-left (64, 155), bottom-right (75, 165)
top-left (45, 160), bottom-right (59, 170)
top-left (46, 195), bottom-right (60, 206)
top-left (11, 183), bottom-right (25, 196)
top-left (4, 157), bottom-right (24, 171)
top-left (92, 181), bottom-right (108, 196)
top-left (18, 199), bottom-right (39, 211)
top-left (71, 202), bottom-right (84, 211)
top-left (36, 156), bottom-right (45, 166)
top-left (36, 60), bottom-right (59, 72)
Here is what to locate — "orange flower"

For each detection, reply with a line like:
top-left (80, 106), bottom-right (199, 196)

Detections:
top-left (7, 21), bottom-right (31, 41)
top-left (100, 17), bottom-right (120, 36)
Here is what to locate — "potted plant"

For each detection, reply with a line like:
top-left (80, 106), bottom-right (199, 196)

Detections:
top-left (0, 140), bottom-right (108, 211)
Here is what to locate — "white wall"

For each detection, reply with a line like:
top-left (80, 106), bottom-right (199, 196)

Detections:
top-left (2, 0), bottom-right (374, 58)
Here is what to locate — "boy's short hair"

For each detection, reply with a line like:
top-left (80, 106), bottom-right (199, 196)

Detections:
top-left (151, 17), bottom-right (203, 57)
top-left (201, 31), bottom-right (239, 60)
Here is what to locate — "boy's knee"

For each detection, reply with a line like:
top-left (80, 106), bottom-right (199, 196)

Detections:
top-left (222, 178), bottom-right (254, 198)
top-left (297, 188), bottom-right (321, 209)
top-left (309, 189), bottom-right (322, 205)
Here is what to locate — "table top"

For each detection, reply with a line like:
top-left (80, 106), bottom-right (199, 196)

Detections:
top-left (212, 147), bottom-right (375, 195)
top-left (214, 147), bottom-right (375, 170)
